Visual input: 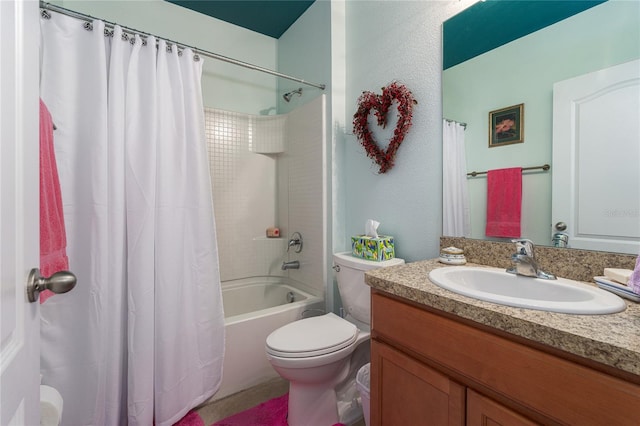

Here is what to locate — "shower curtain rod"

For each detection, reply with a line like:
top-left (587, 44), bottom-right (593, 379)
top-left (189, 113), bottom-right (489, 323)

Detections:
top-left (39, 2), bottom-right (327, 91)
top-left (444, 118), bottom-right (467, 128)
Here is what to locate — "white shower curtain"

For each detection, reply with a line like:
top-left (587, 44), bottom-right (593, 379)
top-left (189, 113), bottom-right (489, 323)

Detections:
top-left (40, 13), bottom-right (224, 426)
top-left (442, 120), bottom-right (471, 237)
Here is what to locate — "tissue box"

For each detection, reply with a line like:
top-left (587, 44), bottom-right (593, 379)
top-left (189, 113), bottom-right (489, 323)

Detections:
top-left (351, 235), bottom-right (395, 261)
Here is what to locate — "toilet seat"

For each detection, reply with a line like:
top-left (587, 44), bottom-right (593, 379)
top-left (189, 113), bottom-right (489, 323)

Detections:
top-left (266, 313), bottom-right (358, 358)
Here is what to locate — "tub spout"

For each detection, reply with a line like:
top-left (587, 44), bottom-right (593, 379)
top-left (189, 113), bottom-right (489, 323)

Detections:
top-left (281, 260), bottom-right (300, 270)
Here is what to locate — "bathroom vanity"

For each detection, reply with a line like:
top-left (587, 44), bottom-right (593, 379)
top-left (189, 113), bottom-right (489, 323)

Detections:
top-left (366, 259), bottom-right (640, 425)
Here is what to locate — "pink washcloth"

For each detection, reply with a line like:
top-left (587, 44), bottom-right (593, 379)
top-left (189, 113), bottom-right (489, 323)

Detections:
top-left (40, 99), bottom-right (69, 303)
top-left (485, 167), bottom-right (522, 238)
top-left (628, 255), bottom-right (640, 295)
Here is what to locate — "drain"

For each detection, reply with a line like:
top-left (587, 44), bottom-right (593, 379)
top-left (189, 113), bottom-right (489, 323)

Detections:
top-left (286, 291), bottom-right (295, 303)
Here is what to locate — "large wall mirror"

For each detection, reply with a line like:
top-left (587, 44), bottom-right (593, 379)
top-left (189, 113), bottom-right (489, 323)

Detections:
top-left (443, 0), bottom-right (640, 253)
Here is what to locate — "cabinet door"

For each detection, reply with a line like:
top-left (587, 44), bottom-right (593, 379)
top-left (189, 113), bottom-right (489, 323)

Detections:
top-left (371, 340), bottom-right (465, 426)
top-left (467, 389), bottom-right (538, 426)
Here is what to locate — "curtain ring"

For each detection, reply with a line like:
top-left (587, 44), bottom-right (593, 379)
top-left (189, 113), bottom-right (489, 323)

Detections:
top-left (41, 9), bottom-right (51, 20)
top-left (193, 54), bottom-right (201, 62)
top-left (166, 44), bottom-right (172, 53)
top-left (103, 28), bottom-right (113, 37)
top-left (84, 21), bottom-right (93, 31)
top-left (121, 33), bottom-right (129, 42)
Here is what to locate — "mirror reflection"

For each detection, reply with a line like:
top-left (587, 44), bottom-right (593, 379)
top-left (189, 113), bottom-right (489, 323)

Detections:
top-left (442, 0), bottom-right (640, 253)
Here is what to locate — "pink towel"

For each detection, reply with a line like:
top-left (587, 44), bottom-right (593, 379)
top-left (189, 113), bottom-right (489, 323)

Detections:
top-left (485, 167), bottom-right (522, 238)
top-left (628, 255), bottom-right (640, 295)
top-left (40, 99), bottom-right (69, 303)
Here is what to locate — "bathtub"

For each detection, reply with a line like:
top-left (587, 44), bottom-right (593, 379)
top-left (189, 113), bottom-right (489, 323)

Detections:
top-left (212, 277), bottom-right (324, 401)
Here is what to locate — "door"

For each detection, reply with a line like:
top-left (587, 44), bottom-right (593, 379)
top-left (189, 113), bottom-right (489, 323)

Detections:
top-left (1, 0), bottom-right (41, 424)
top-left (467, 389), bottom-right (538, 426)
top-left (552, 59), bottom-right (640, 254)
top-left (371, 340), bottom-right (465, 426)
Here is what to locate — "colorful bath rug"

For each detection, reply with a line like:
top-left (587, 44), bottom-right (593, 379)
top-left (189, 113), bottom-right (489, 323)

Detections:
top-left (174, 410), bottom-right (205, 426)
top-left (212, 393), bottom-right (288, 426)
top-left (211, 393), bottom-right (345, 426)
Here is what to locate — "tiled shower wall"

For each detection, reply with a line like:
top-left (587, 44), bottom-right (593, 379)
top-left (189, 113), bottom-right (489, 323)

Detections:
top-left (204, 96), bottom-right (325, 297)
top-left (278, 96), bottom-right (326, 298)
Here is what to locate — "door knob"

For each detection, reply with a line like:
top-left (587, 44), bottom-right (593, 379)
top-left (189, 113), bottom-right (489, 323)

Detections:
top-left (555, 222), bottom-right (567, 231)
top-left (27, 268), bottom-right (77, 303)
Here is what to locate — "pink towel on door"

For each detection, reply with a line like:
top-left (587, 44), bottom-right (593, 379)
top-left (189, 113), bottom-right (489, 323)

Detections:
top-left (40, 99), bottom-right (69, 303)
top-left (485, 167), bottom-right (522, 238)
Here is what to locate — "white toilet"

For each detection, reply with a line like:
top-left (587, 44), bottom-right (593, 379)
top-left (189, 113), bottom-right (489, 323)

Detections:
top-left (265, 252), bottom-right (404, 426)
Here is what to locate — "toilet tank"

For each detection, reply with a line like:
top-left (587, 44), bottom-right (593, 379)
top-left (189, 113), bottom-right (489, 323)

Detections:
top-left (333, 252), bottom-right (404, 325)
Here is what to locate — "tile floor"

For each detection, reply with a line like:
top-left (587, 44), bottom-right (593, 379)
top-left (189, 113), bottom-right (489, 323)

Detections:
top-left (196, 378), bottom-right (289, 424)
top-left (195, 377), bottom-right (365, 426)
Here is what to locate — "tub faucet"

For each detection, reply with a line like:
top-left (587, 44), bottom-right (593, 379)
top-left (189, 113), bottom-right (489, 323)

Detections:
top-left (506, 239), bottom-right (556, 280)
top-left (281, 260), bottom-right (300, 270)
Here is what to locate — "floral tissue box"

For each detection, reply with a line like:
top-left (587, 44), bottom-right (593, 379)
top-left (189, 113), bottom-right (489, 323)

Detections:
top-left (351, 235), bottom-right (395, 261)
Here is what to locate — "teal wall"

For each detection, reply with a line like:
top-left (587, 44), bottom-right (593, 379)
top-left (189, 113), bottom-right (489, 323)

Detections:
top-left (443, 0), bottom-right (640, 244)
top-left (277, 0), bottom-right (336, 307)
top-left (277, 0), bottom-right (332, 115)
top-left (341, 1), bottom-right (470, 262)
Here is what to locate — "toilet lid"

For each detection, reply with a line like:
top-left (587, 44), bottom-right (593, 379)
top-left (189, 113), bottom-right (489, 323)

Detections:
top-left (266, 313), bottom-right (358, 358)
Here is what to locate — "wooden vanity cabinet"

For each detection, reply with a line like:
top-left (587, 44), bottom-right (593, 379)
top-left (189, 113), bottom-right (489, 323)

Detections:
top-left (372, 340), bottom-right (465, 425)
top-left (370, 291), bottom-right (640, 426)
top-left (466, 389), bottom-right (537, 426)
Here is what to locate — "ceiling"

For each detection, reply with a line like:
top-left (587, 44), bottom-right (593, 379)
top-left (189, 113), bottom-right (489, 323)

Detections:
top-left (166, 0), bottom-right (315, 39)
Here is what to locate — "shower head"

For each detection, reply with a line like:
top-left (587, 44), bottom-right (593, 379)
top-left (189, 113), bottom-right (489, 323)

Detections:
top-left (283, 88), bottom-right (303, 102)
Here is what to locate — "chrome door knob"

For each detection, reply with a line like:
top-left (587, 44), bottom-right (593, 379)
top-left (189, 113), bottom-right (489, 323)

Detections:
top-left (555, 222), bottom-right (567, 231)
top-left (27, 268), bottom-right (77, 303)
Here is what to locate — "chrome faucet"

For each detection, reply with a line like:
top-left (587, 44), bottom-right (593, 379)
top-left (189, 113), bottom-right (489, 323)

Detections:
top-left (287, 232), bottom-right (303, 253)
top-left (506, 239), bottom-right (556, 280)
top-left (281, 260), bottom-right (300, 270)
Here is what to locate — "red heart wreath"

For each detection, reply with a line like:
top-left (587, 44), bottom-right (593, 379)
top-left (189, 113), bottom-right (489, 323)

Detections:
top-left (353, 82), bottom-right (417, 174)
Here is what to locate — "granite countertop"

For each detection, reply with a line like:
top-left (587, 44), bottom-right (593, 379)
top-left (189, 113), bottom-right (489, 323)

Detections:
top-left (365, 259), bottom-right (640, 378)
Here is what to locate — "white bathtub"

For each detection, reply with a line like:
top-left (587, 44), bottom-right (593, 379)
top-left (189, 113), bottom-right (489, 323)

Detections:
top-left (212, 277), bottom-right (324, 401)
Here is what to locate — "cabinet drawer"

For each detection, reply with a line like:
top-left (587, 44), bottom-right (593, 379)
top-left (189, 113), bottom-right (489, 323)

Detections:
top-left (372, 292), bottom-right (640, 425)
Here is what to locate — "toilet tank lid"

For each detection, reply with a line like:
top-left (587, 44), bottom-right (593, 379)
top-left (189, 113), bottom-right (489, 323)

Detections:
top-left (333, 252), bottom-right (405, 270)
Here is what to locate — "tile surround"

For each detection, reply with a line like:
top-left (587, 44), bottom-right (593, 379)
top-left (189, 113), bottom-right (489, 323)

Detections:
top-left (205, 100), bottom-right (325, 296)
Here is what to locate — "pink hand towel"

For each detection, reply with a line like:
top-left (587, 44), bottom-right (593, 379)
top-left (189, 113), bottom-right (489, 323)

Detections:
top-left (628, 255), bottom-right (640, 295)
top-left (485, 167), bottom-right (522, 238)
top-left (40, 99), bottom-right (69, 303)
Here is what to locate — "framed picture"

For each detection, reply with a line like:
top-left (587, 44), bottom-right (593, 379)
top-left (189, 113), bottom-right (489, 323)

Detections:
top-left (489, 103), bottom-right (524, 147)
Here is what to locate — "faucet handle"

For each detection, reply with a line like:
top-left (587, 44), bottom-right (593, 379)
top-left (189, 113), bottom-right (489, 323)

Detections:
top-left (511, 238), bottom-right (534, 256)
top-left (287, 231), bottom-right (303, 253)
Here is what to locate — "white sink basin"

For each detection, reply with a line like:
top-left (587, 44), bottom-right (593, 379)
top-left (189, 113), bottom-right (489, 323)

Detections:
top-left (428, 266), bottom-right (626, 314)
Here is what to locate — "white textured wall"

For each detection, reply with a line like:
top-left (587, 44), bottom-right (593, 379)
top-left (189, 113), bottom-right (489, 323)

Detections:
top-left (54, 0), bottom-right (278, 114)
top-left (342, 0), bottom-right (470, 262)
